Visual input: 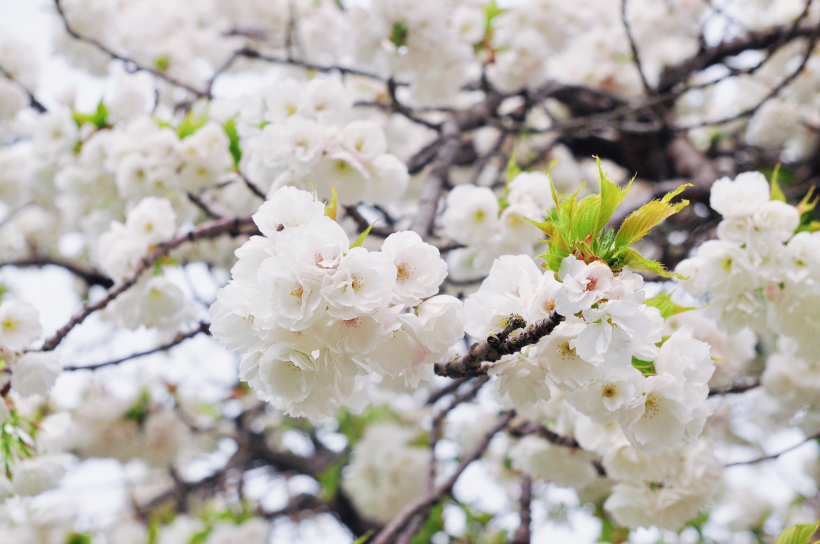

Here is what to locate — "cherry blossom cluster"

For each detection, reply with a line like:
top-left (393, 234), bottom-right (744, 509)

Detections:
top-left (210, 186), bottom-right (463, 420)
top-left (465, 253), bottom-right (716, 457)
top-left (677, 171), bottom-right (820, 360)
top-left (444, 172), bottom-right (554, 282)
top-left (238, 76), bottom-right (410, 206)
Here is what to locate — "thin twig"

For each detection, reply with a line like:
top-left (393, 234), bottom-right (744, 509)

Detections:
top-left (40, 215), bottom-right (258, 352)
top-left (1, 257), bottom-right (113, 288)
top-left (53, 0), bottom-right (208, 98)
top-left (370, 411), bottom-right (516, 544)
top-left (187, 192), bottom-right (224, 219)
top-left (726, 430), bottom-right (820, 467)
top-left (427, 376), bottom-right (490, 492)
top-left (0, 66), bottom-right (46, 113)
top-left (621, 0), bottom-right (652, 94)
top-left (676, 23), bottom-right (820, 130)
top-left (708, 377), bottom-right (761, 397)
top-left (63, 322), bottom-right (210, 371)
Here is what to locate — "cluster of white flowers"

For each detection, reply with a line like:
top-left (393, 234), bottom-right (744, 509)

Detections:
top-left (67, 384), bottom-right (201, 469)
top-left (0, 300), bottom-right (60, 401)
top-left (210, 186), bottom-right (462, 420)
top-left (444, 172), bottom-right (554, 281)
top-left (677, 171), bottom-right (820, 360)
top-left (510, 424), bottom-right (722, 531)
top-left (342, 422), bottom-right (428, 523)
top-left (349, 0), bottom-right (480, 105)
top-left (465, 252), bottom-right (716, 456)
top-left (239, 77), bottom-right (410, 207)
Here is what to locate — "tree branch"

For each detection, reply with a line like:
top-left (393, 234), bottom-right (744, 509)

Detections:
top-left (434, 312), bottom-right (564, 379)
top-left (40, 215), bottom-right (258, 352)
top-left (63, 321), bottom-right (210, 371)
top-left (53, 0), bottom-right (208, 98)
top-left (0, 256), bottom-right (113, 288)
top-left (621, 0), bottom-right (652, 95)
top-left (511, 475), bottom-right (532, 544)
top-left (370, 410), bottom-right (516, 544)
top-left (726, 430), bottom-right (820, 467)
top-left (0, 66), bottom-right (47, 113)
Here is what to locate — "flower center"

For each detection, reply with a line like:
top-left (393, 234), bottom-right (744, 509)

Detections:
top-left (397, 262), bottom-right (411, 282)
top-left (1, 317), bottom-right (18, 333)
top-left (601, 384), bottom-right (617, 398)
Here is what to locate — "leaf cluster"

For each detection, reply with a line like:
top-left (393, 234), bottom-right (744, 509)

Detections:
top-left (530, 158), bottom-right (690, 278)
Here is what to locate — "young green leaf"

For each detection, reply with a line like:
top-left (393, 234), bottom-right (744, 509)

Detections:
top-left (643, 292), bottom-right (696, 319)
top-left (774, 522), bottom-right (820, 544)
top-left (595, 157), bottom-right (633, 234)
top-left (325, 187), bottom-right (338, 221)
top-left (223, 118), bottom-right (242, 168)
top-left (770, 164), bottom-right (787, 202)
top-left (614, 185), bottom-right (691, 249)
top-left (177, 110), bottom-right (208, 139)
top-left (506, 146), bottom-right (521, 185)
top-left (621, 248), bottom-right (687, 279)
top-left (350, 214), bottom-right (383, 248)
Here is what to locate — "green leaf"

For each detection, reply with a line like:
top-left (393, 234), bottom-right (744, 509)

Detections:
top-left (506, 147), bottom-right (521, 185)
top-left (596, 157), bottom-right (633, 234)
top-left (483, 0), bottom-right (506, 26)
top-left (798, 186), bottom-right (818, 216)
top-left (614, 185), bottom-right (690, 248)
top-left (631, 356), bottom-right (655, 376)
top-left (223, 118), bottom-right (242, 168)
top-left (177, 110), bottom-right (207, 139)
top-left (410, 500), bottom-right (446, 544)
top-left (643, 292), bottom-right (696, 319)
top-left (621, 248), bottom-right (687, 279)
top-left (72, 100), bottom-right (109, 129)
top-left (389, 21), bottom-right (409, 47)
top-left (65, 533), bottom-right (93, 544)
top-left (155, 55), bottom-right (170, 71)
top-left (352, 530), bottom-right (374, 544)
top-left (350, 214), bottom-right (383, 249)
top-left (325, 187), bottom-right (338, 221)
top-left (774, 522), bottom-right (820, 544)
top-left (572, 194), bottom-right (601, 241)
top-left (525, 216), bottom-right (553, 236)
top-left (770, 164), bottom-right (787, 202)
top-left (318, 460), bottom-right (343, 501)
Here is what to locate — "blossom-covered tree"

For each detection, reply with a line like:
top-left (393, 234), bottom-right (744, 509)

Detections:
top-left (1, 0), bottom-right (820, 542)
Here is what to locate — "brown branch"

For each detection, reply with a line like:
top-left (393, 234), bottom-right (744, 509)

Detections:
top-left (40, 215), bottom-right (258, 352)
top-left (187, 192), bottom-right (224, 219)
top-left (239, 48), bottom-right (390, 83)
top-left (708, 377), bottom-right (761, 397)
top-left (659, 20), bottom-right (820, 92)
top-left (511, 475), bottom-right (532, 544)
top-left (410, 119), bottom-right (461, 238)
top-left (621, 0), bottom-right (652, 95)
top-left (426, 377), bottom-right (470, 405)
top-left (1, 257), bottom-right (113, 288)
top-left (509, 420), bottom-right (581, 449)
top-left (63, 322), bottom-right (210, 371)
top-left (53, 0), bottom-right (208, 98)
top-left (343, 206), bottom-right (395, 238)
top-left (238, 172), bottom-right (267, 200)
top-left (387, 77), bottom-right (442, 131)
top-left (428, 376), bottom-right (490, 492)
top-left (726, 430), bottom-right (820, 467)
top-left (370, 410), bottom-right (516, 544)
top-left (434, 312), bottom-right (564, 379)
top-left (676, 23), bottom-right (820, 130)
top-left (0, 66), bottom-right (46, 113)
